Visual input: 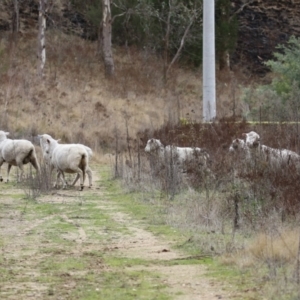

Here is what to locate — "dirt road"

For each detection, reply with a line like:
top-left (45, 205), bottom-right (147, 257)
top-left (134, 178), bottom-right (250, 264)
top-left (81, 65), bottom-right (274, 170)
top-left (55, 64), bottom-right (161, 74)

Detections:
top-left (0, 168), bottom-right (235, 299)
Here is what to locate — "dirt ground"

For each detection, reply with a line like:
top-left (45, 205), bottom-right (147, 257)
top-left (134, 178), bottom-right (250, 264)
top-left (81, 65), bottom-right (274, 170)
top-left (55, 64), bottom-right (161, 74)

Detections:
top-left (0, 167), bottom-right (235, 299)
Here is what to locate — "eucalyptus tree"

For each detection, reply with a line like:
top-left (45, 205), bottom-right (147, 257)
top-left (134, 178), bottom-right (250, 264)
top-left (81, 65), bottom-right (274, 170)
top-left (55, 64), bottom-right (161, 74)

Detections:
top-left (12, 0), bottom-right (19, 35)
top-left (110, 0), bottom-right (202, 80)
top-left (101, 0), bottom-right (114, 77)
top-left (38, 0), bottom-right (48, 78)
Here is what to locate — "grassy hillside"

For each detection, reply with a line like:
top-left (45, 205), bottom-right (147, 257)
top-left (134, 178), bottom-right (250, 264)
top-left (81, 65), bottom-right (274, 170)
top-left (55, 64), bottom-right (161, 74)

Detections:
top-left (0, 29), bottom-right (247, 152)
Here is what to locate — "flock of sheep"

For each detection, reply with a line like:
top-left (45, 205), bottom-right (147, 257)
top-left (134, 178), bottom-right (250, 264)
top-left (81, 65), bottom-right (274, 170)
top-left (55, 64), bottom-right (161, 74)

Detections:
top-left (230, 131), bottom-right (300, 171)
top-left (0, 129), bottom-right (299, 191)
top-left (0, 131), bottom-right (93, 190)
top-left (145, 131), bottom-right (300, 175)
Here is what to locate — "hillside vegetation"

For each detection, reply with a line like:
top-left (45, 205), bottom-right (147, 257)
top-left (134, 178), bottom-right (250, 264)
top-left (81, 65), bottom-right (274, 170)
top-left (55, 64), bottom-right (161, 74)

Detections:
top-left (1, 1), bottom-right (300, 299)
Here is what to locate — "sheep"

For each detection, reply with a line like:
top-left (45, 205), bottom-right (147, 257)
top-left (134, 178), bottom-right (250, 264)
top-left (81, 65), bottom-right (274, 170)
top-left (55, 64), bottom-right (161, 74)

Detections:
top-left (42, 142), bottom-right (93, 188)
top-left (229, 138), bottom-right (251, 160)
top-left (242, 131), bottom-right (260, 149)
top-left (38, 134), bottom-right (90, 191)
top-left (0, 131), bottom-right (40, 182)
top-left (241, 131), bottom-right (300, 170)
top-left (258, 144), bottom-right (300, 169)
top-left (145, 138), bottom-right (209, 164)
top-left (144, 138), bottom-right (165, 160)
top-left (229, 138), bottom-right (253, 178)
top-left (51, 145), bottom-right (93, 188)
top-left (165, 145), bottom-right (210, 167)
top-left (38, 135), bottom-right (93, 188)
top-left (144, 138), bottom-right (210, 173)
top-left (70, 146), bottom-right (93, 188)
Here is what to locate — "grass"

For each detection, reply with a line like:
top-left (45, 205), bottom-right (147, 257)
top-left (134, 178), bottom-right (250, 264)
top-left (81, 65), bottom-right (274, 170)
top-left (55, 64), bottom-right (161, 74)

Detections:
top-left (2, 164), bottom-right (290, 299)
top-left (99, 167), bottom-right (266, 298)
top-left (0, 166), bottom-right (174, 299)
top-left (104, 163), bottom-right (300, 299)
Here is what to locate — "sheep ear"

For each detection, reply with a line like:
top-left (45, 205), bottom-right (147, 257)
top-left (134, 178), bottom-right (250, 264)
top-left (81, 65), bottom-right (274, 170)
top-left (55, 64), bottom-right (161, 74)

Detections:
top-left (57, 139), bottom-right (61, 142)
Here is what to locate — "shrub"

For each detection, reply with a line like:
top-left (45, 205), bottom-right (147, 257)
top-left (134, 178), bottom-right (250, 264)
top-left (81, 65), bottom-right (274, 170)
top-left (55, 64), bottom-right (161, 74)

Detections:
top-left (243, 36), bottom-right (300, 122)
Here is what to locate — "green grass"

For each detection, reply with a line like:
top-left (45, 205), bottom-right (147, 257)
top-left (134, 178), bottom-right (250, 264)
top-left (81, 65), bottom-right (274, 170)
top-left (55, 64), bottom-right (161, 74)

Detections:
top-left (71, 270), bottom-right (170, 300)
top-left (100, 170), bottom-right (187, 242)
top-left (97, 167), bottom-right (265, 299)
top-left (104, 256), bottom-right (152, 268)
top-left (0, 165), bottom-right (264, 299)
top-left (40, 256), bottom-right (88, 272)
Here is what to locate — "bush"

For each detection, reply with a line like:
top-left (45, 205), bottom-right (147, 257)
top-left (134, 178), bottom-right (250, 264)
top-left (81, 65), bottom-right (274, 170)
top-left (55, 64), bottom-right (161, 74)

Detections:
top-left (242, 36), bottom-right (300, 122)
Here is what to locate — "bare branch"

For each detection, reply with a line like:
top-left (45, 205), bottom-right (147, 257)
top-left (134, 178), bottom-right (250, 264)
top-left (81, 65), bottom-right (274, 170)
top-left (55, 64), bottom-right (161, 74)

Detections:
top-left (166, 15), bottom-right (195, 75)
top-left (230, 0), bottom-right (256, 21)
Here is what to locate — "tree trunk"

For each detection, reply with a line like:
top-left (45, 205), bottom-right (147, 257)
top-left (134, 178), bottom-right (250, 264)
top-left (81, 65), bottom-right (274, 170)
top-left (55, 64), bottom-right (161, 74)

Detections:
top-left (38, 0), bottom-right (47, 78)
top-left (12, 0), bottom-right (19, 35)
top-left (163, 1), bottom-right (171, 83)
top-left (101, 0), bottom-right (114, 77)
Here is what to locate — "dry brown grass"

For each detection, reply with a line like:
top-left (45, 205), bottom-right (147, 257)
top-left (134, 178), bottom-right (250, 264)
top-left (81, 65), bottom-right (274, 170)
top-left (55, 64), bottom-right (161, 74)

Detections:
top-left (221, 229), bottom-right (299, 268)
top-left (247, 230), bottom-right (299, 264)
top-left (0, 29), bottom-right (245, 153)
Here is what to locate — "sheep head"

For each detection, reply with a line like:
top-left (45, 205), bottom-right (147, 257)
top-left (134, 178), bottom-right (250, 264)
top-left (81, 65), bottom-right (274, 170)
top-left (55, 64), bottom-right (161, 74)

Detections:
top-left (229, 138), bottom-right (245, 152)
top-left (242, 131), bottom-right (260, 148)
top-left (144, 138), bottom-right (164, 153)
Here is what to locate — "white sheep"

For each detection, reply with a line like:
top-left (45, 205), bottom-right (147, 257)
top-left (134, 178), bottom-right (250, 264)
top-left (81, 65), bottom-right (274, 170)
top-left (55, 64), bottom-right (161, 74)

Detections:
top-left (165, 145), bottom-right (210, 167)
top-left (242, 131), bottom-right (260, 148)
top-left (144, 138), bottom-right (165, 160)
top-left (241, 131), bottom-right (300, 170)
top-left (39, 135), bottom-right (93, 188)
top-left (229, 138), bottom-right (251, 159)
top-left (0, 131), bottom-right (40, 182)
top-left (41, 142), bottom-right (93, 188)
top-left (38, 134), bottom-right (90, 190)
top-left (229, 138), bottom-right (253, 177)
top-left (145, 138), bottom-right (210, 172)
top-left (70, 146), bottom-right (93, 188)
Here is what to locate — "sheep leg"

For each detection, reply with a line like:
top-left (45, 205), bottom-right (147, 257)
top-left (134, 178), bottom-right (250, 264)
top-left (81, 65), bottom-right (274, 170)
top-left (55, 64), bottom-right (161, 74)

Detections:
top-left (0, 159), bottom-right (4, 182)
top-left (54, 171), bottom-right (60, 188)
top-left (16, 163), bottom-right (24, 182)
top-left (55, 170), bottom-right (68, 189)
top-left (30, 157), bottom-right (40, 174)
top-left (48, 165), bottom-right (57, 188)
top-left (6, 164), bottom-right (13, 182)
top-left (71, 167), bottom-right (92, 188)
top-left (60, 171), bottom-right (68, 189)
top-left (87, 167), bottom-right (92, 188)
top-left (74, 168), bottom-right (85, 191)
top-left (70, 174), bottom-right (80, 186)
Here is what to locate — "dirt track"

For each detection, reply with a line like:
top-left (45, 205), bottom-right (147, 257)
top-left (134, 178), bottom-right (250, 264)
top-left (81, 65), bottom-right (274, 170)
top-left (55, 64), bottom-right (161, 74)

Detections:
top-left (0, 168), bottom-right (235, 299)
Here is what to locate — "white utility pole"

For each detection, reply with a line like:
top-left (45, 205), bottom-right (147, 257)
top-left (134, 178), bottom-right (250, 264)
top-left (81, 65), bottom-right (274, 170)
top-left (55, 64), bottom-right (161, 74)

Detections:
top-left (203, 0), bottom-right (216, 121)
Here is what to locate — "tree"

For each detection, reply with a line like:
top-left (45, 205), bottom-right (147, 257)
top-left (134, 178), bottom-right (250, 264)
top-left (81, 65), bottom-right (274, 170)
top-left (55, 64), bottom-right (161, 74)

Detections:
top-left (12, 0), bottom-right (19, 35)
top-left (215, 0), bottom-right (238, 70)
top-left (265, 36), bottom-right (300, 98)
top-left (162, 0), bottom-right (200, 81)
top-left (242, 36), bottom-right (300, 122)
top-left (38, 0), bottom-right (47, 78)
top-left (101, 0), bottom-right (115, 77)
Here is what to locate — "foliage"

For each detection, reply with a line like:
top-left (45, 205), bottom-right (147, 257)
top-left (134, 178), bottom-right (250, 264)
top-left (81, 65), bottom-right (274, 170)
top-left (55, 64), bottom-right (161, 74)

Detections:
top-left (242, 36), bottom-right (300, 121)
top-left (74, 0), bottom-right (238, 68)
top-left (265, 36), bottom-right (300, 99)
top-left (215, 0), bottom-right (238, 69)
top-left (86, 1), bottom-right (102, 28)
